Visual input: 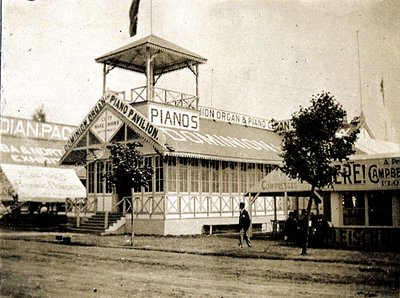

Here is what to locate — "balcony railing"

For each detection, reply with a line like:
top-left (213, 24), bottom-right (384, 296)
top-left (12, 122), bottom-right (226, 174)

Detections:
top-left (117, 86), bottom-right (199, 110)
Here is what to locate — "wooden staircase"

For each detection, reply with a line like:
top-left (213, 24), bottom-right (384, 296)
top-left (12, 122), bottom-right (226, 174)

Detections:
top-left (68, 212), bottom-right (123, 235)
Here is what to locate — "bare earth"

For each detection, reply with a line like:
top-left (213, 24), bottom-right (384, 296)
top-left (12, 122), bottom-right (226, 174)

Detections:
top-left (0, 231), bottom-right (399, 297)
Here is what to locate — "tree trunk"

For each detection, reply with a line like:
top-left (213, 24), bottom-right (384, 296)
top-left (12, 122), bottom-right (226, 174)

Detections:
top-left (301, 186), bottom-right (315, 255)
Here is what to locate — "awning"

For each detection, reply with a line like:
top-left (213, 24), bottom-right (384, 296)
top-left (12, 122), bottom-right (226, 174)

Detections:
top-left (0, 164), bottom-right (86, 202)
top-left (248, 169), bottom-right (312, 196)
top-left (161, 119), bottom-right (283, 163)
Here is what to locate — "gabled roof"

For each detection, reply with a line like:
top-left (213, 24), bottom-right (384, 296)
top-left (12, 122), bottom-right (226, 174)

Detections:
top-left (95, 34), bottom-right (207, 75)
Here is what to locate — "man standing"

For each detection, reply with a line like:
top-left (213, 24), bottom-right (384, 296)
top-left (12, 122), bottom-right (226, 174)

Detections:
top-left (238, 202), bottom-right (252, 248)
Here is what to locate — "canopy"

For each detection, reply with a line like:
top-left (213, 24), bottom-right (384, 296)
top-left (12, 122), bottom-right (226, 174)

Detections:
top-left (248, 168), bottom-right (312, 196)
top-left (95, 34), bottom-right (207, 75)
top-left (0, 164), bottom-right (86, 202)
top-left (162, 120), bottom-right (283, 163)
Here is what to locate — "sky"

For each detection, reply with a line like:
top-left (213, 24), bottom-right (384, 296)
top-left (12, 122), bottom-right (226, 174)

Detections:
top-left (2, 0), bottom-right (400, 142)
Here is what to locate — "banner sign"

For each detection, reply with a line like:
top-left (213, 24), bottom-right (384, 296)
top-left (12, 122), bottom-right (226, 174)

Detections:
top-left (200, 106), bottom-right (280, 130)
top-left (1, 116), bottom-right (75, 141)
top-left (108, 95), bottom-right (162, 145)
top-left (64, 91), bottom-right (164, 153)
top-left (162, 128), bottom-right (280, 152)
top-left (90, 109), bottom-right (123, 143)
top-left (64, 94), bottom-right (107, 151)
top-left (149, 104), bottom-right (199, 131)
top-left (0, 143), bottom-right (63, 166)
top-left (333, 156), bottom-right (400, 190)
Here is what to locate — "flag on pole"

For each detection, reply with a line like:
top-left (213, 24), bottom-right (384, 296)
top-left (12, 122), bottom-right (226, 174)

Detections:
top-left (129, 0), bottom-right (140, 37)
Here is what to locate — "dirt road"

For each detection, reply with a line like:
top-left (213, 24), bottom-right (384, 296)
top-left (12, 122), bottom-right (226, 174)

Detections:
top-left (1, 236), bottom-right (398, 297)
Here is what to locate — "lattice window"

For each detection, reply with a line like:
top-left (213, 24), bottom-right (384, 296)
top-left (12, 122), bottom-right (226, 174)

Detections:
top-left (211, 161), bottom-right (220, 193)
top-left (201, 160), bottom-right (210, 193)
top-left (167, 157), bottom-right (177, 192)
top-left (179, 157), bottom-right (189, 192)
top-left (155, 156), bottom-right (164, 192)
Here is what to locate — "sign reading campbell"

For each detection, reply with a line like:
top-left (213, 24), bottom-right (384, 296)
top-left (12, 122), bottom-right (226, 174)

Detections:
top-left (333, 157), bottom-right (400, 190)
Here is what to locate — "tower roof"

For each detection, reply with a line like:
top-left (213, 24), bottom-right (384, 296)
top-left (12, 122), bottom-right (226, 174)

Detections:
top-left (95, 34), bottom-right (207, 75)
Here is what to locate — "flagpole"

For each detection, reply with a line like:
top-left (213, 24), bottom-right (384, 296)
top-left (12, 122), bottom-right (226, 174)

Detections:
top-left (356, 30), bottom-right (363, 119)
top-left (150, 0), bottom-right (153, 34)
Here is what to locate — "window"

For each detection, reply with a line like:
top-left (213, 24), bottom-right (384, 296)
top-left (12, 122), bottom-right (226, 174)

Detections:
top-left (88, 163), bottom-right (95, 193)
top-left (167, 157), bottom-right (177, 192)
top-left (211, 160), bottom-right (220, 193)
top-left (368, 191), bottom-right (392, 226)
top-left (231, 162), bottom-right (238, 193)
top-left (221, 161), bottom-right (230, 193)
top-left (240, 163), bottom-right (247, 194)
top-left (155, 156), bottom-right (164, 192)
top-left (96, 161), bottom-right (104, 193)
top-left (179, 157), bottom-right (189, 192)
top-left (143, 157), bottom-right (153, 193)
top-left (105, 160), bottom-right (113, 194)
top-left (201, 160), bottom-right (210, 193)
top-left (190, 159), bottom-right (199, 193)
top-left (247, 163), bottom-right (256, 189)
top-left (342, 192), bottom-right (365, 226)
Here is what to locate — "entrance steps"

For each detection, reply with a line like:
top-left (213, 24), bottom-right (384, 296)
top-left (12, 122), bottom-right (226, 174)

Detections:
top-left (68, 211), bottom-right (123, 235)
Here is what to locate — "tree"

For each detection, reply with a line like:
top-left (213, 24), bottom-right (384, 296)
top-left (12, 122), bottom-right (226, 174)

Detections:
top-left (32, 105), bottom-right (46, 122)
top-left (106, 142), bottom-right (153, 246)
top-left (106, 142), bottom-right (153, 200)
top-left (273, 92), bottom-right (359, 255)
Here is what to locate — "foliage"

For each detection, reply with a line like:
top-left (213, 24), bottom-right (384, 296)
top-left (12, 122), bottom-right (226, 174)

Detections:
top-left (273, 92), bottom-right (359, 189)
top-left (32, 105), bottom-right (46, 122)
top-left (106, 142), bottom-right (153, 197)
top-left (272, 92), bottom-right (359, 254)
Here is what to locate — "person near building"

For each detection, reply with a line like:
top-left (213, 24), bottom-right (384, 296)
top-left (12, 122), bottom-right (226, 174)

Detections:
top-left (238, 202), bottom-right (252, 248)
top-left (284, 211), bottom-right (298, 245)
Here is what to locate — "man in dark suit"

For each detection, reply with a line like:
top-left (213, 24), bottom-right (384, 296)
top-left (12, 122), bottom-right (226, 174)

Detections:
top-left (238, 202), bottom-right (252, 248)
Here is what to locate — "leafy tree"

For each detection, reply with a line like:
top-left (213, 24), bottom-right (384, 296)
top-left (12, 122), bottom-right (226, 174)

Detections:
top-left (32, 105), bottom-right (46, 122)
top-left (273, 92), bottom-right (359, 255)
top-left (106, 142), bottom-right (153, 201)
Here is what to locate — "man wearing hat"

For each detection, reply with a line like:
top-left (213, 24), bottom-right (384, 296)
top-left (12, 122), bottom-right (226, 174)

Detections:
top-left (238, 202), bottom-right (252, 248)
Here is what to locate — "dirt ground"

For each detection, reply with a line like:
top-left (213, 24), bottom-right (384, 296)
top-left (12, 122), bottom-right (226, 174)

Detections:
top-left (0, 230), bottom-right (399, 297)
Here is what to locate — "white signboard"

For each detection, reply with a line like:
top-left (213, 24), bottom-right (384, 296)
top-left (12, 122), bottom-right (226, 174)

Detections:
top-left (90, 109), bottom-right (122, 143)
top-left (149, 104), bottom-right (199, 131)
top-left (0, 116), bottom-right (75, 141)
top-left (199, 106), bottom-right (275, 130)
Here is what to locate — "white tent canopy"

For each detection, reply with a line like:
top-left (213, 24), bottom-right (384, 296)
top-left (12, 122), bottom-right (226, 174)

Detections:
top-left (0, 163), bottom-right (86, 203)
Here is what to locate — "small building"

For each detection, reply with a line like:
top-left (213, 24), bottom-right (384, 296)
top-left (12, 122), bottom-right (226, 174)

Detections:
top-left (60, 35), bottom-right (285, 235)
top-left (248, 135), bottom-right (400, 251)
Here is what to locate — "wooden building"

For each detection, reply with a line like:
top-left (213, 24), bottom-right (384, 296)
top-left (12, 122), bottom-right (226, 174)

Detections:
top-left (60, 35), bottom-right (284, 235)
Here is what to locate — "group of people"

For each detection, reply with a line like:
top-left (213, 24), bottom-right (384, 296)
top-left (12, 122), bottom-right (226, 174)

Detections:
top-left (284, 209), bottom-right (331, 247)
top-left (237, 203), bottom-right (331, 249)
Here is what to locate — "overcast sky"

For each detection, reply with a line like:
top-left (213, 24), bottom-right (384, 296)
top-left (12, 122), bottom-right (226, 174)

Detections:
top-left (2, 0), bottom-right (399, 142)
